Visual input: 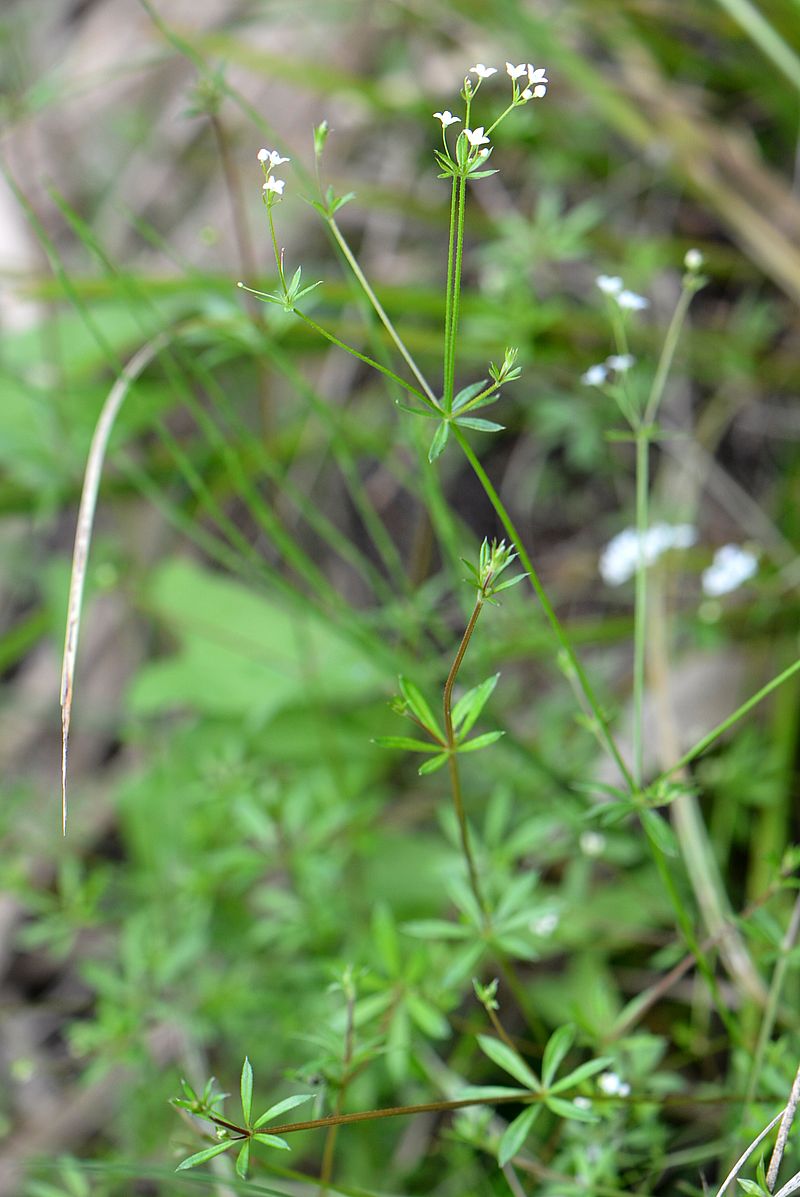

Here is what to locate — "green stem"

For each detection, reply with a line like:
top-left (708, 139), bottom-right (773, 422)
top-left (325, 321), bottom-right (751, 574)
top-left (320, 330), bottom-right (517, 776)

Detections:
top-left (444, 176), bottom-right (468, 411)
top-left (644, 283), bottom-right (695, 425)
top-left (452, 425), bottom-right (633, 788)
top-left (632, 430), bottom-right (649, 788)
top-left (443, 176), bottom-right (459, 409)
top-left (443, 597), bottom-right (489, 919)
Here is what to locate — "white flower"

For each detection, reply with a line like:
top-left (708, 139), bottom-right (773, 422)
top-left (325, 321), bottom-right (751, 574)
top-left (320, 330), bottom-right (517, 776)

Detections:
top-left (268, 151), bottom-right (290, 167)
top-left (530, 911), bottom-right (559, 937)
top-left (262, 177), bottom-right (285, 196)
top-left (465, 126), bottom-right (491, 148)
top-left (596, 274), bottom-right (624, 295)
top-left (469, 63), bottom-right (497, 78)
top-left (617, 289), bottom-right (649, 311)
top-left (606, 354), bottom-right (635, 373)
top-left (506, 62), bottom-right (528, 79)
top-left (581, 363), bottom-right (608, 387)
top-left (598, 1072), bottom-right (631, 1097)
top-left (580, 831), bottom-right (606, 857)
top-left (599, 523), bottom-right (697, 586)
top-left (521, 85), bottom-right (547, 100)
top-left (524, 65), bottom-right (548, 98)
top-left (434, 110), bottom-right (461, 127)
top-left (684, 248), bottom-right (703, 272)
top-left (257, 148), bottom-right (270, 162)
top-left (702, 545), bottom-right (758, 596)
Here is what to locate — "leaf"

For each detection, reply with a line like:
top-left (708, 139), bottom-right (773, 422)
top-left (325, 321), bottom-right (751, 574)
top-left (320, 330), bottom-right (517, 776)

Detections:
top-left (491, 573), bottom-right (528, 595)
top-left (253, 1093), bottom-right (313, 1129)
top-left (458, 1084), bottom-right (526, 1100)
top-left (545, 1095), bottom-right (598, 1122)
top-left (398, 677), bottom-right (443, 739)
top-left (452, 380), bottom-right (488, 412)
top-left (395, 401), bottom-right (440, 420)
top-left (542, 1024), bottom-right (575, 1088)
top-left (418, 752), bottom-right (450, 775)
top-left (466, 169), bottom-right (499, 179)
top-left (478, 1034), bottom-right (540, 1091)
top-left (373, 736), bottom-right (440, 753)
top-left (498, 1105), bottom-right (540, 1166)
top-left (641, 809), bottom-right (679, 857)
top-left (428, 421), bottom-right (450, 462)
top-left (252, 1132), bottom-right (290, 1149)
top-left (372, 902), bottom-right (400, 974)
top-left (240, 1057), bottom-right (253, 1125)
top-left (452, 674), bottom-right (500, 737)
top-left (176, 1140), bottom-right (236, 1170)
top-left (406, 992), bottom-right (450, 1039)
top-left (235, 1140), bottom-right (250, 1179)
top-left (549, 1056), bottom-right (614, 1094)
top-left (458, 730), bottom-right (505, 753)
top-left (455, 417), bottom-right (505, 432)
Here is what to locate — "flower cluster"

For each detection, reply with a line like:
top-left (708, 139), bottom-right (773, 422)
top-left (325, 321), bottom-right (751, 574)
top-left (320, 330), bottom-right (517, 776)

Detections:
top-left (596, 274), bottom-right (649, 312)
top-left (581, 353), bottom-right (635, 387)
top-left (433, 58), bottom-right (550, 166)
top-left (257, 146), bottom-right (290, 200)
top-left (598, 1071), bottom-right (631, 1098)
top-left (702, 544), bottom-right (758, 596)
top-left (599, 523), bottom-right (697, 586)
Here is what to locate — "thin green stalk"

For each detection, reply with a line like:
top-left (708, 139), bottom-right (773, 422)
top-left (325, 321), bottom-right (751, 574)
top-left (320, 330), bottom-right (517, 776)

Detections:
top-left (444, 176), bottom-right (468, 411)
top-left (452, 425), bottom-right (633, 788)
top-left (442, 176), bottom-right (460, 407)
top-left (644, 283), bottom-right (696, 425)
top-left (443, 597), bottom-right (489, 920)
top-left (632, 430), bottom-right (649, 787)
top-left (746, 891), bottom-right (800, 1105)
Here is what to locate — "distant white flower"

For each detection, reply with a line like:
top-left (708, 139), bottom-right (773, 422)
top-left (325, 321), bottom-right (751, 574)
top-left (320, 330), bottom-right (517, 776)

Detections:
top-left (580, 831), bottom-right (606, 857)
top-left (470, 63), bottom-right (498, 78)
top-left (599, 523), bottom-right (697, 586)
top-left (573, 1096), bottom-right (593, 1111)
top-left (617, 289), bottom-right (649, 311)
top-left (596, 274), bottom-right (624, 295)
top-left (465, 126), bottom-right (491, 148)
top-left (262, 177), bottom-right (285, 195)
top-left (598, 1072), bottom-right (631, 1097)
top-left (581, 363), bottom-right (608, 387)
top-left (434, 110), bottom-right (461, 127)
top-left (506, 62), bottom-right (527, 79)
top-left (530, 911), bottom-right (559, 937)
top-left (606, 353), bottom-right (635, 373)
top-left (702, 545), bottom-right (758, 596)
top-left (684, 248), bottom-right (704, 272)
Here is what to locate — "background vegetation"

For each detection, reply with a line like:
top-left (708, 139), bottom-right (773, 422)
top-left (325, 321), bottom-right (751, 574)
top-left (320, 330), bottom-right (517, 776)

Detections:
top-left (1, 0), bottom-right (799, 1193)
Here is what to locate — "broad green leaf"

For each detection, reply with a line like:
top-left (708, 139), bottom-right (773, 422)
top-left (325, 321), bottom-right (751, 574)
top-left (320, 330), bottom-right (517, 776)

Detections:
top-left (235, 1140), bottom-right (251, 1179)
top-left (452, 674), bottom-right (500, 737)
top-left (418, 752), bottom-right (450, 775)
top-left (452, 380), bottom-right (488, 412)
top-left (398, 677), bottom-right (443, 738)
top-left (498, 1105), bottom-right (540, 1166)
top-left (458, 730), bottom-right (505, 753)
top-left (373, 736), bottom-right (440, 753)
top-left (542, 1024), bottom-right (575, 1088)
top-left (240, 1057), bottom-right (253, 1125)
top-left (478, 1035), bottom-right (540, 1091)
top-left (176, 1140), bottom-right (236, 1170)
top-left (253, 1094), bottom-right (313, 1129)
top-left (455, 417), bottom-right (505, 432)
top-left (252, 1132), bottom-right (290, 1149)
top-left (550, 1056), bottom-right (613, 1094)
top-left (428, 421), bottom-right (450, 462)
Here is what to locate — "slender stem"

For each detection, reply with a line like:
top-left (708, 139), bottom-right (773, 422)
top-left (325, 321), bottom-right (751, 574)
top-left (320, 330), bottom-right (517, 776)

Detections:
top-left (444, 176), bottom-right (468, 411)
top-left (632, 430), bottom-right (649, 787)
top-left (747, 890), bottom-right (800, 1107)
top-left (266, 202), bottom-right (287, 293)
top-left (443, 176), bottom-right (459, 408)
top-left (452, 426), bottom-right (633, 788)
top-left (444, 597), bottom-right (489, 918)
top-left (318, 984), bottom-right (356, 1196)
top-left (644, 282), bottom-right (696, 425)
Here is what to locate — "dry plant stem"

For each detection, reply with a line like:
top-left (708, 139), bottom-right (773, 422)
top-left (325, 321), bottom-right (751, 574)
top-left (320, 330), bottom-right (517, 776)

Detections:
top-left (60, 332), bottom-right (170, 835)
top-left (444, 597), bottom-right (488, 919)
top-left (318, 986), bottom-right (356, 1196)
top-left (768, 1060), bottom-right (800, 1190)
top-left (713, 1107), bottom-right (787, 1197)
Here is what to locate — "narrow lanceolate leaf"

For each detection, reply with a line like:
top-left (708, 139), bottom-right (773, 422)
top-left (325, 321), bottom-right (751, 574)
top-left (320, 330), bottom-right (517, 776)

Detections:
top-left (402, 918), bottom-right (471, 940)
top-left (478, 1035), bottom-right (540, 1091)
top-left (176, 1140), bottom-right (236, 1170)
top-left (455, 416), bottom-right (505, 432)
top-left (452, 380), bottom-right (488, 412)
top-left (498, 1105), bottom-right (541, 1167)
top-left (549, 1056), bottom-right (614, 1094)
top-left (395, 401), bottom-right (441, 420)
top-left (253, 1093), bottom-right (313, 1129)
top-left (418, 752), bottom-right (450, 775)
top-left (61, 333), bottom-right (169, 836)
top-left (457, 730), bottom-right (505, 753)
top-left (545, 1094), bottom-right (598, 1122)
top-left (491, 573), bottom-right (528, 594)
top-left (428, 421), bottom-right (450, 462)
top-left (398, 677), bottom-right (443, 739)
top-left (373, 736), bottom-right (441, 753)
top-left (452, 674), bottom-right (500, 738)
top-left (542, 1025), bottom-right (575, 1088)
top-left (235, 1140), bottom-right (251, 1179)
top-left (252, 1132), bottom-right (290, 1149)
top-left (240, 1057), bottom-right (253, 1125)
